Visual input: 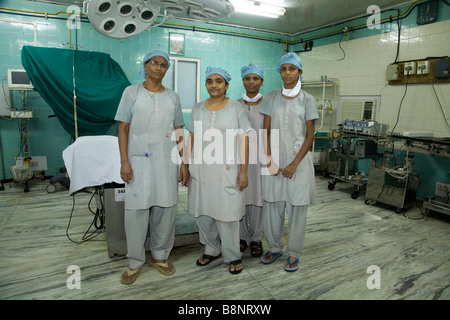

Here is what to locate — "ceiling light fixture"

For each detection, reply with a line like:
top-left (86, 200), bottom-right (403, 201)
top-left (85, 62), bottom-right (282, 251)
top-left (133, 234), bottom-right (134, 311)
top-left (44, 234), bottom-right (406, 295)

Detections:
top-left (84, 0), bottom-right (234, 39)
top-left (84, 0), bottom-right (163, 38)
top-left (228, 0), bottom-right (286, 19)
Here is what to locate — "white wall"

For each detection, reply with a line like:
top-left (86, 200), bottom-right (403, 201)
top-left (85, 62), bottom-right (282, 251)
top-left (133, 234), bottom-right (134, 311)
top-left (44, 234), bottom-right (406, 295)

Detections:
top-left (301, 20), bottom-right (450, 137)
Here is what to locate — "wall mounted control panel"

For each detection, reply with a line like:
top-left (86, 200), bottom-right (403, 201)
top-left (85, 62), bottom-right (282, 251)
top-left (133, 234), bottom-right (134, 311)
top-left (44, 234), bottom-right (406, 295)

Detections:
top-left (387, 58), bottom-right (450, 84)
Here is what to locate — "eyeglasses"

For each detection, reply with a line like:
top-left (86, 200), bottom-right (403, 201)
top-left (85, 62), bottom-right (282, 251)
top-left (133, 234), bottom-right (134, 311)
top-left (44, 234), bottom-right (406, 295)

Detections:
top-left (280, 65), bottom-right (299, 73)
top-left (148, 60), bottom-right (169, 70)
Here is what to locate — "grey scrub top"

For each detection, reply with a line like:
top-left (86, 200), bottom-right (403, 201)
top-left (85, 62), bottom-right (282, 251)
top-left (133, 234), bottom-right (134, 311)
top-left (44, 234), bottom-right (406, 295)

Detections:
top-left (260, 89), bottom-right (318, 206)
top-left (115, 83), bottom-right (185, 210)
top-left (237, 97), bottom-right (264, 207)
top-left (187, 99), bottom-right (252, 222)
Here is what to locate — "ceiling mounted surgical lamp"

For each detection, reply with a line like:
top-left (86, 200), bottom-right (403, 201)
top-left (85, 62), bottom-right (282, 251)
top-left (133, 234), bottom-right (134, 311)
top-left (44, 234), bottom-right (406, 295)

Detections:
top-left (83, 0), bottom-right (234, 39)
top-left (83, 0), bottom-right (163, 39)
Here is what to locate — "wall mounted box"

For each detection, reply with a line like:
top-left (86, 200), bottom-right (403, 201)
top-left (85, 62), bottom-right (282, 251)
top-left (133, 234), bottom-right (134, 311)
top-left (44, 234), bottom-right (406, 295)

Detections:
top-left (386, 64), bottom-right (399, 81)
top-left (434, 59), bottom-right (449, 78)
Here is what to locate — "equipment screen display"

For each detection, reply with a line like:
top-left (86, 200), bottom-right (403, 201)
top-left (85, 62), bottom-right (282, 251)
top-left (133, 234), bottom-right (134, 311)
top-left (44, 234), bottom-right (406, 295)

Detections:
top-left (8, 69), bottom-right (34, 89)
top-left (11, 71), bottom-right (31, 85)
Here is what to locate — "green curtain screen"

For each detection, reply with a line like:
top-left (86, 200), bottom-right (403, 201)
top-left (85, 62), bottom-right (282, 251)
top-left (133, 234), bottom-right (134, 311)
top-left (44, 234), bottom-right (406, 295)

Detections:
top-left (21, 46), bottom-right (131, 138)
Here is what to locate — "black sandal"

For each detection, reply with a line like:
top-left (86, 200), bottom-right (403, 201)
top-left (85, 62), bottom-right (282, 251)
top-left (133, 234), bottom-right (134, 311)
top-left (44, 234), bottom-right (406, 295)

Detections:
top-left (250, 241), bottom-right (263, 257)
top-left (229, 259), bottom-right (243, 275)
top-left (240, 240), bottom-right (248, 253)
top-left (196, 253), bottom-right (221, 266)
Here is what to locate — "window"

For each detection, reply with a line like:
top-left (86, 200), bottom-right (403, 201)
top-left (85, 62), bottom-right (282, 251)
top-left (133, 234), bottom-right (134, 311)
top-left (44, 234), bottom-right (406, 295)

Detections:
top-left (163, 57), bottom-right (200, 112)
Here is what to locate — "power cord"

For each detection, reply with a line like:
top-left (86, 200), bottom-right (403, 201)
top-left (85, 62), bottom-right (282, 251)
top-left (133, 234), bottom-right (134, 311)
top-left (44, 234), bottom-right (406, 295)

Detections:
top-left (66, 188), bottom-right (104, 244)
top-left (430, 82), bottom-right (450, 131)
top-left (390, 70), bottom-right (410, 135)
top-left (337, 30), bottom-right (346, 61)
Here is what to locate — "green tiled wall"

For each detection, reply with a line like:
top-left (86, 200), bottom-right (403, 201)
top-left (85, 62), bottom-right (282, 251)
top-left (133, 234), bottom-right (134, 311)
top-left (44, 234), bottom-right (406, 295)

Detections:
top-left (0, 0), bottom-right (287, 180)
top-left (0, 0), bottom-right (448, 189)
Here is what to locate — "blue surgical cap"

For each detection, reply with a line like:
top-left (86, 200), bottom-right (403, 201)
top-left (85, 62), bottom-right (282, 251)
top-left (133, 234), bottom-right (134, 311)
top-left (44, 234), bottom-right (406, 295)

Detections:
top-left (241, 63), bottom-right (264, 80)
top-left (139, 49), bottom-right (171, 78)
top-left (277, 53), bottom-right (303, 80)
top-left (205, 66), bottom-right (232, 83)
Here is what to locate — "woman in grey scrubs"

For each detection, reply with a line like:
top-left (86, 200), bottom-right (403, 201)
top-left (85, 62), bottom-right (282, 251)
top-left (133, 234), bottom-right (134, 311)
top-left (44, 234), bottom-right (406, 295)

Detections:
top-left (259, 53), bottom-right (318, 272)
top-left (115, 50), bottom-right (187, 284)
top-left (186, 67), bottom-right (251, 274)
top-left (237, 63), bottom-right (265, 257)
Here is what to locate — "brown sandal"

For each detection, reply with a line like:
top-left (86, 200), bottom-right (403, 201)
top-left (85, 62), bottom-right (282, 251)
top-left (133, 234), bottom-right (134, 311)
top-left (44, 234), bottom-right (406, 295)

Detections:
top-left (121, 266), bottom-right (143, 285)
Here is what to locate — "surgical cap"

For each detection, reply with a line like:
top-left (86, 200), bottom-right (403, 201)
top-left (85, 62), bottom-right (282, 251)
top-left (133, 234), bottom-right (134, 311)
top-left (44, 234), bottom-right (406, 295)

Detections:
top-left (205, 66), bottom-right (232, 83)
top-left (139, 49), bottom-right (171, 78)
top-left (276, 53), bottom-right (303, 80)
top-left (241, 63), bottom-right (264, 79)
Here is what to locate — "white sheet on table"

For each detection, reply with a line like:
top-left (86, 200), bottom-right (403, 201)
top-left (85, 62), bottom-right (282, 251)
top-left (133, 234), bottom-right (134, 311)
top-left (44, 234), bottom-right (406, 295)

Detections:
top-left (63, 135), bottom-right (124, 194)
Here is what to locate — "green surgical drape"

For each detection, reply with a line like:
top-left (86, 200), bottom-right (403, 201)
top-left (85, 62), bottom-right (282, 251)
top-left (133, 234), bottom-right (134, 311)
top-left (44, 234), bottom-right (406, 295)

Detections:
top-left (21, 46), bottom-right (131, 138)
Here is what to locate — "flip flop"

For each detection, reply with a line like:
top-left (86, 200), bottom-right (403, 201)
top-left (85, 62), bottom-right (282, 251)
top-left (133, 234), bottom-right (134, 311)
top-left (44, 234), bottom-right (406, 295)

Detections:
top-left (121, 266), bottom-right (143, 285)
top-left (284, 257), bottom-right (299, 272)
top-left (196, 253), bottom-right (222, 266)
top-left (149, 261), bottom-right (175, 276)
top-left (229, 259), bottom-right (243, 275)
top-left (260, 251), bottom-right (283, 264)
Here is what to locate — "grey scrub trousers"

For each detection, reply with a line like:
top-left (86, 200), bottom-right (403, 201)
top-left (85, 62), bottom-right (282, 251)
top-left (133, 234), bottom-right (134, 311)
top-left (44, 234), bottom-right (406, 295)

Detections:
top-left (196, 216), bottom-right (240, 263)
top-left (125, 206), bottom-right (177, 270)
top-left (264, 202), bottom-right (307, 258)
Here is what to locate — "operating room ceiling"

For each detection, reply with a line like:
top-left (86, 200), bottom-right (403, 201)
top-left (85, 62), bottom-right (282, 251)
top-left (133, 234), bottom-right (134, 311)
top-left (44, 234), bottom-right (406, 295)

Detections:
top-left (27, 0), bottom-right (412, 36)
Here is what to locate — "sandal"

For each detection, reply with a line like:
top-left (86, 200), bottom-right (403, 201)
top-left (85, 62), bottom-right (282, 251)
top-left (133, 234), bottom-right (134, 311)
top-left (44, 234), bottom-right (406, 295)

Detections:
top-left (240, 240), bottom-right (248, 253)
top-left (229, 259), bottom-right (243, 275)
top-left (260, 251), bottom-right (283, 264)
top-left (250, 241), bottom-right (263, 257)
top-left (149, 260), bottom-right (175, 276)
top-left (285, 257), bottom-right (299, 272)
top-left (196, 253), bottom-right (222, 266)
top-left (121, 266), bottom-right (143, 285)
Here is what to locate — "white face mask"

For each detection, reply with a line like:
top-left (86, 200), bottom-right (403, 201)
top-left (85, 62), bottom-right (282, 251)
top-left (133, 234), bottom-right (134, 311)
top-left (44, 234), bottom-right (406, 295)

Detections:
top-left (282, 79), bottom-right (301, 97)
top-left (242, 92), bottom-right (262, 103)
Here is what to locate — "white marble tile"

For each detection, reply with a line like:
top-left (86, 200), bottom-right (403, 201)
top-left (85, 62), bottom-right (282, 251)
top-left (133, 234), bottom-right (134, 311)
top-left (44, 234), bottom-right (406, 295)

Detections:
top-left (1, 177), bottom-right (450, 300)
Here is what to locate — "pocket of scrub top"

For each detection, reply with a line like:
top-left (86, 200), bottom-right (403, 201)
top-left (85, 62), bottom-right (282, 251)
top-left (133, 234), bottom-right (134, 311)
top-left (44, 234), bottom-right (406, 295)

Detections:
top-left (129, 134), bottom-right (151, 157)
top-left (221, 164), bottom-right (238, 189)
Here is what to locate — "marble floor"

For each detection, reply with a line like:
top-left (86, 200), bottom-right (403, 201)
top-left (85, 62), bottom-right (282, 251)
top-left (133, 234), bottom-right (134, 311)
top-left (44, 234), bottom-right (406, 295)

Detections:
top-left (1, 175), bottom-right (450, 301)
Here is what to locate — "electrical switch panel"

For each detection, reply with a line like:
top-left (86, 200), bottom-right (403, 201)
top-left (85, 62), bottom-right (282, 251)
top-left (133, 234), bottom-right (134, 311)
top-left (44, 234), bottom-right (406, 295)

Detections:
top-left (417, 60), bottom-right (430, 74)
top-left (404, 61), bottom-right (416, 75)
top-left (387, 58), bottom-right (450, 84)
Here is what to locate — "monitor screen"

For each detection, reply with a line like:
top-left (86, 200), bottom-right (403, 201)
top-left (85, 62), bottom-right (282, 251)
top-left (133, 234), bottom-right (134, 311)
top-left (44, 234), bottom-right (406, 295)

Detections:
top-left (8, 69), bottom-right (34, 90)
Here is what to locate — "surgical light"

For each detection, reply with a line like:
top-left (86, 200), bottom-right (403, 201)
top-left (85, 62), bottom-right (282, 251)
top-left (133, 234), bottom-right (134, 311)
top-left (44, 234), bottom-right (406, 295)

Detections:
top-left (84, 0), bottom-right (235, 39)
top-left (84, 0), bottom-right (161, 38)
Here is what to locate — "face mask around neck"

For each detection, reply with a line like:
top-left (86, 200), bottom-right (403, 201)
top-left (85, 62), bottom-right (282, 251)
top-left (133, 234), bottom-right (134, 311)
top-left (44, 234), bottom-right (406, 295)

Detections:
top-left (242, 92), bottom-right (262, 103)
top-left (282, 79), bottom-right (301, 97)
